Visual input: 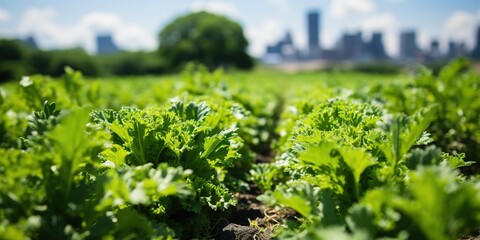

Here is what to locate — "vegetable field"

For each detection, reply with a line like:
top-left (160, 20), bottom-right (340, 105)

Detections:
top-left (1, 60), bottom-right (480, 240)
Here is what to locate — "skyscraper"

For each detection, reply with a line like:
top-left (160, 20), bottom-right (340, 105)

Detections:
top-left (399, 31), bottom-right (418, 59)
top-left (430, 39), bottom-right (439, 53)
top-left (369, 32), bottom-right (387, 59)
top-left (448, 41), bottom-right (467, 58)
top-left (337, 31), bottom-right (364, 60)
top-left (265, 31), bottom-right (296, 58)
top-left (429, 39), bottom-right (441, 58)
top-left (96, 34), bottom-right (120, 55)
top-left (307, 10), bottom-right (321, 57)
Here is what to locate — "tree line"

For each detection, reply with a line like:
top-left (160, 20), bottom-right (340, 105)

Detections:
top-left (0, 11), bottom-right (254, 82)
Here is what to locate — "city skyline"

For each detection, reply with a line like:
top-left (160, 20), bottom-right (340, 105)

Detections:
top-left (266, 8), bottom-right (479, 63)
top-left (0, 0), bottom-right (479, 57)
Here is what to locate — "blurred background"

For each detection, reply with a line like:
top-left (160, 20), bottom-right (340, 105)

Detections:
top-left (0, 0), bottom-right (479, 81)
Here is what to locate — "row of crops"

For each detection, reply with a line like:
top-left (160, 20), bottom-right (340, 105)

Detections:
top-left (1, 60), bottom-right (480, 239)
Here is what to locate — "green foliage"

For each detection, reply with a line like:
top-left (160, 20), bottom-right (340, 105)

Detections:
top-left (96, 51), bottom-right (167, 76)
top-left (0, 105), bottom-right (193, 239)
top-left (356, 59), bottom-right (480, 171)
top-left (346, 165), bottom-right (480, 240)
top-left (0, 66), bottom-right (279, 238)
top-left (0, 39), bottom-right (30, 82)
top-left (352, 61), bottom-right (402, 75)
top-left (256, 93), bottom-right (479, 239)
top-left (376, 105), bottom-right (437, 181)
top-left (91, 97), bottom-right (257, 237)
top-left (158, 11), bottom-right (254, 71)
top-left (249, 163), bottom-right (287, 191)
top-left (21, 101), bottom-right (61, 149)
top-left (46, 48), bottom-right (100, 77)
top-left (0, 87), bottom-right (28, 147)
top-left (416, 59), bottom-right (480, 169)
top-left (13, 68), bottom-right (103, 113)
top-left (395, 166), bottom-right (480, 240)
top-left (178, 65), bottom-right (281, 150)
top-left (1, 60), bottom-right (480, 239)
top-left (0, 38), bottom-right (167, 81)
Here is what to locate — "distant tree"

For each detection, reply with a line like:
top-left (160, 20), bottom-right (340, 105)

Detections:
top-left (0, 39), bottom-right (27, 60)
top-left (0, 39), bottom-right (30, 82)
top-left (96, 51), bottom-right (167, 76)
top-left (158, 11), bottom-right (254, 71)
top-left (47, 48), bottom-right (99, 76)
top-left (28, 50), bottom-right (52, 75)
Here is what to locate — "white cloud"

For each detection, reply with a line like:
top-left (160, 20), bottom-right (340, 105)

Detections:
top-left (360, 12), bottom-right (398, 56)
top-left (330, 0), bottom-right (375, 19)
top-left (0, 8), bottom-right (10, 22)
top-left (19, 8), bottom-right (56, 31)
top-left (442, 11), bottom-right (479, 50)
top-left (417, 29), bottom-right (432, 52)
top-left (444, 11), bottom-right (476, 32)
top-left (78, 12), bottom-right (121, 32)
top-left (17, 8), bottom-right (156, 53)
top-left (77, 12), bottom-right (156, 52)
top-left (245, 18), bottom-right (284, 57)
top-left (361, 12), bottom-right (396, 32)
top-left (191, 1), bottom-right (239, 18)
top-left (18, 8), bottom-right (71, 47)
top-left (291, 28), bottom-right (307, 52)
top-left (266, 0), bottom-right (290, 12)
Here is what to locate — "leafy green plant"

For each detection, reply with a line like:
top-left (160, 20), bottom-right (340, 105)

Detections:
top-left (257, 96), bottom-right (478, 239)
top-left (355, 59), bottom-right (480, 172)
top-left (0, 104), bottom-right (194, 239)
top-left (1, 60), bottom-right (479, 240)
top-left (92, 98), bottom-right (249, 237)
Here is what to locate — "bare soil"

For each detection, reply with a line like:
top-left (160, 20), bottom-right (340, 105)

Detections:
top-left (214, 191), bottom-right (296, 240)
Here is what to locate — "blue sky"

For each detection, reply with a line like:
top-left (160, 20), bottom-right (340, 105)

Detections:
top-left (0, 0), bottom-right (479, 57)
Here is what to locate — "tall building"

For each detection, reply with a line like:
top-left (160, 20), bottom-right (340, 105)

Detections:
top-left (429, 39), bottom-right (441, 58)
top-left (369, 32), bottom-right (387, 59)
top-left (399, 31), bottom-right (418, 59)
top-left (265, 31), bottom-right (297, 61)
top-left (471, 26), bottom-right (480, 60)
top-left (96, 34), bottom-right (120, 55)
top-left (337, 31), bottom-right (364, 60)
top-left (448, 41), bottom-right (467, 58)
top-left (307, 10), bottom-right (321, 57)
top-left (430, 39), bottom-right (439, 53)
